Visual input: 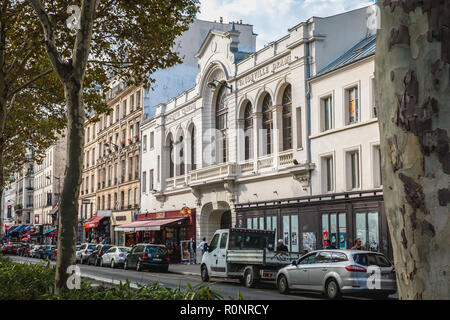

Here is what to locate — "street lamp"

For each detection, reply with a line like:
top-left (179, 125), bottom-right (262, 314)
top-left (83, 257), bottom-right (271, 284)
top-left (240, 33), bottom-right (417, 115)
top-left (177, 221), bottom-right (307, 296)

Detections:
top-left (207, 79), bottom-right (233, 92)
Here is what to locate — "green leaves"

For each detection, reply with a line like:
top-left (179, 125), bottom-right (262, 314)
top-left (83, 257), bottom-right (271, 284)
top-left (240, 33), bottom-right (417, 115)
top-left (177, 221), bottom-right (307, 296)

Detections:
top-left (0, 256), bottom-right (225, 300)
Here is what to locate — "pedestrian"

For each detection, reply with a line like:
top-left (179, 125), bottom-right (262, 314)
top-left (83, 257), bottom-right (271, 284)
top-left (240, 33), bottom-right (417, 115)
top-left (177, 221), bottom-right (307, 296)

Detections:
top-left (188, 238), bottom-right (196, 265)
top-left (351, 238), bottom-right (366, 250)
top-left (197, 237), bottom-right (208, 255)
top-left (276, 239), bottom-right (289, 252)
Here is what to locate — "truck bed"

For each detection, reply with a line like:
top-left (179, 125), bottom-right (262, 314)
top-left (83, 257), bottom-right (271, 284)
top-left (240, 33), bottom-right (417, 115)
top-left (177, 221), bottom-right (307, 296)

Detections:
top-left (226, 249), bottom-right (299, 266)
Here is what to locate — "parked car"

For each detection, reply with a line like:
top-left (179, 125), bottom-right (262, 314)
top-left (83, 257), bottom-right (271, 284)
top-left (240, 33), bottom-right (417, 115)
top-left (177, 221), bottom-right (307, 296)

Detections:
top-left (29, 245), bottom-right (42, 258)
top-left (17, 243), bottom-right (31, 256)
top-left (101, 246), bottom-right (131, 268)
top-left (1, 242), bottom-right (21, 255)
top-left (17, 243), bottom-right (31, 257)
top-left (276, 250), bottom-right (397, 299)
top-left (87, 244), bottom-right (113, 266)
top-left (40, 245), bottom-right (56, 260)
top-left (124, 244), bottom-right (169, 272)
top-left (76, 243), bottom-right (96, 264)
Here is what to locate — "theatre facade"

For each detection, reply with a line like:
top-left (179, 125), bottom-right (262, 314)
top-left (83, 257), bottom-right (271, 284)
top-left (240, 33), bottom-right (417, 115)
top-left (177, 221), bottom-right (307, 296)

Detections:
top-left (140, 7), bottom-right (393, 258)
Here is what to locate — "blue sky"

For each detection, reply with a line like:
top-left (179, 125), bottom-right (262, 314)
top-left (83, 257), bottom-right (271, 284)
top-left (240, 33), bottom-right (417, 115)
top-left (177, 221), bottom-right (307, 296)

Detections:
top-left (198, 0), bottom-right (376, 50)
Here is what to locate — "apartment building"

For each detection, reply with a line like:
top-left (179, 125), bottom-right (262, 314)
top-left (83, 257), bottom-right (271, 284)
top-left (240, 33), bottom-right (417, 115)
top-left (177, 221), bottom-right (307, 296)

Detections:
top-left (33, 134), bottom-right (66, 241)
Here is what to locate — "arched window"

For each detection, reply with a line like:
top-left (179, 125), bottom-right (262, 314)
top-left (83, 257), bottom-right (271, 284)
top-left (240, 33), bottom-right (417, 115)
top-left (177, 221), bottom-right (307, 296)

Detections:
top-left (179, 136), bottom-right (185, 176)
top-left (190, 126), bottom-right (196, 171)
top-left (282, 84), bottom-right (292, 151)
top-left (262, 94), bottom-right (273, 155)
top-left (169, 137), bottom-right (174, 178)
top-left (216, 85), bottom-right (228, 163)
top-left (244, 102), bottom-right (253, 160)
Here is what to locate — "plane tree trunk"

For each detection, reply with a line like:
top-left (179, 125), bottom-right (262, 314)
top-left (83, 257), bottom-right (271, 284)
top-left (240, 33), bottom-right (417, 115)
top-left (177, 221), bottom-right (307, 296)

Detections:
top-left (375, 1), bottom-right (449, 299)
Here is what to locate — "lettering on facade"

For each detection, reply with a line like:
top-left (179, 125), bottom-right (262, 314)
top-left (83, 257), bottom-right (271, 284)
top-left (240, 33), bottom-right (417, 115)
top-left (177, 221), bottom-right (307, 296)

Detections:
top-left (167, 103), bottom-right (196, 123)
top-left (237, 55), bottom-right (291, 88)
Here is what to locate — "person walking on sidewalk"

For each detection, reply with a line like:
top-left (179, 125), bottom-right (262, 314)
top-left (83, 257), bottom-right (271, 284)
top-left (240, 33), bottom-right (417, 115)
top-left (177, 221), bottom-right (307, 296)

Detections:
top-left (198, 237), bottom-right (208, 256)
top-left (188, 238), bottom-right (196, 264)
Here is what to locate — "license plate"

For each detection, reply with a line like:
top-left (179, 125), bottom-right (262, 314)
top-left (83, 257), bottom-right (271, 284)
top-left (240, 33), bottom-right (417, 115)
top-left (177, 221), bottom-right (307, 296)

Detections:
top-left (153, 258), bottom-right (162, 262)
top-left (382, 274), bottom-right (391, 279)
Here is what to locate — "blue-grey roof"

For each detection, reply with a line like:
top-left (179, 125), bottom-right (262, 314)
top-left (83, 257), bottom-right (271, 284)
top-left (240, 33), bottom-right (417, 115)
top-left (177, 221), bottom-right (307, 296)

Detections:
top-left (314, 34), bottom-right (376, 78)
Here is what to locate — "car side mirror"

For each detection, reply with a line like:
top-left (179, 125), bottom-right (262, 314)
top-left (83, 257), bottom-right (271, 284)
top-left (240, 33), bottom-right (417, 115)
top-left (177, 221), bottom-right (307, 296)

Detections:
top-left (292, 260), bottom-right (297, 266)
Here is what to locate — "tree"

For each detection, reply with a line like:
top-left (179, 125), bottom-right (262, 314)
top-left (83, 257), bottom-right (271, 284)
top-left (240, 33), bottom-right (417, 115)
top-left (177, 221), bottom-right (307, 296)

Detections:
top-left (0, 1), bottom-right (66, 235)
top-left (375, 1), bottom-right (449, 299)
top-left (26, 0), bottom-right (199, 293)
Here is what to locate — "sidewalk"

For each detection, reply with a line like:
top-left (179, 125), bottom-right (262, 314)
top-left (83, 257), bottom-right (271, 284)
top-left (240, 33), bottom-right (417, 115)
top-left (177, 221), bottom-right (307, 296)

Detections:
top-left (169, 263), bottom-right (201, 276)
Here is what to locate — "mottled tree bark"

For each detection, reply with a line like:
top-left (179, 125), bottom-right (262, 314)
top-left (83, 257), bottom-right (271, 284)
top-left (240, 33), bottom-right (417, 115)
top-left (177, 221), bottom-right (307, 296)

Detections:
top-left (28, 0), bottom-right (98, 294)
top-left (54, 82), bottom-right (84, 292)
top-left (376, 1), bottom-right (450, 299)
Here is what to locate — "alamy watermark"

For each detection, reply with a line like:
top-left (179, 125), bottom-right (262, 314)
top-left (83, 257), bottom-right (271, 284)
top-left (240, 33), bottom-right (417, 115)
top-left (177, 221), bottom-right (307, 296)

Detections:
top-left (66, 5), bottom-right (81, 32)
top-left (66, 264), bottom-right (81, 290)
top-left (366, 4), bottom-right (381, 31)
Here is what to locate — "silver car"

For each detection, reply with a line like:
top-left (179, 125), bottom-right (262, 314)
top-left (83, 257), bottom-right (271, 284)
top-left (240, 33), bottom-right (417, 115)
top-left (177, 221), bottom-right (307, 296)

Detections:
top-left (29, 245), bottom-right (42, 258)
top-left (76, 243), bottom-right (96, 264)
top-left (276, 249), bottom-right (397, 299)
top-left (101, 246), bottom-right (131, 268)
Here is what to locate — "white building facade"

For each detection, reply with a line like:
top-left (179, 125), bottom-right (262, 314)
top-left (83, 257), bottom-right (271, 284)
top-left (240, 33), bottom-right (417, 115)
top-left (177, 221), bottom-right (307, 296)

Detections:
top-left (137, 7), bottom-right (395, 258)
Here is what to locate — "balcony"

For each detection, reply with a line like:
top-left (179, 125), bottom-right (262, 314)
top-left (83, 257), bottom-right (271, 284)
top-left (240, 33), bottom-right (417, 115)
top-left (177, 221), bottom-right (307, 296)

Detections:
top-left (189, 163), bottom-right (236, 185)
top-left (279, 150), bottom-right (294, 166)
top-left (239, 160), bottom-right (254, 174)
top-left (257, 154), bottom-right (273, 169)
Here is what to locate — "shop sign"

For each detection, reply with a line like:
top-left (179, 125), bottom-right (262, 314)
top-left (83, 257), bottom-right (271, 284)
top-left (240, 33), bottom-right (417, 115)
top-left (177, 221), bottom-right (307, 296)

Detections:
top-left (155, 212), bottom-right (164, 219)
top-left (116, 216), bottom-right (127, 221)
top-left (180, 207), bottom-right (192, 217)
top-left (82, 199), bottom-right (91, 204)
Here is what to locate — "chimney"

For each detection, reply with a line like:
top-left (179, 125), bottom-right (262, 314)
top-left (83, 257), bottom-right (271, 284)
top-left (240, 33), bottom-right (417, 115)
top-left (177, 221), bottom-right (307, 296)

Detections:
top-left (220, 17), bottom-right (223, 23)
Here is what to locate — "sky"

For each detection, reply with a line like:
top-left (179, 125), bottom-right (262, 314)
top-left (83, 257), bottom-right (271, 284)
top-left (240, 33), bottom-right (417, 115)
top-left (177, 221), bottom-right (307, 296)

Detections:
top-left (198, 0), bottom-right (376, 50)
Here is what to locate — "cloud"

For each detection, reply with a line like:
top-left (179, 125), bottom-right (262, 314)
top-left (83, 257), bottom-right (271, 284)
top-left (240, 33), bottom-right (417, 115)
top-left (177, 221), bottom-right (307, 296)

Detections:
top-left (198, 0), bottom-right (375, 50)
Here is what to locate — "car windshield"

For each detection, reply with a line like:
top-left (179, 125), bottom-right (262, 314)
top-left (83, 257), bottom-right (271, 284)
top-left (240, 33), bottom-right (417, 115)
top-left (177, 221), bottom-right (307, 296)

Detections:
top-left (87, 244), bottom-right (96, 250)
top-left (118, 248), bottom-right (130, 253)
top-left (101, 246), bottom-right (112, 253)
top-left (145, 246), bottom-right (168, 255)
top-left (353, 253), bottom-right (391, 267)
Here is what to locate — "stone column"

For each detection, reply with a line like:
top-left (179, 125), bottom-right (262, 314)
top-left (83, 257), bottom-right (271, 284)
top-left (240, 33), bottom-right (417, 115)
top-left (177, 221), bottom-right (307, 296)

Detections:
top-left (253, 112), bottom-right (262, 170)
top-left (272, 105), bottom-right (283, 168)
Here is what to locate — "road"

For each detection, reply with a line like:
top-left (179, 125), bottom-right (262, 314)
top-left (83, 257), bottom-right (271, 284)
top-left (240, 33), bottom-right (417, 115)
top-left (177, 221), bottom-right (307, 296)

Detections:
top-left (8, 255), bottom-right (391, 300)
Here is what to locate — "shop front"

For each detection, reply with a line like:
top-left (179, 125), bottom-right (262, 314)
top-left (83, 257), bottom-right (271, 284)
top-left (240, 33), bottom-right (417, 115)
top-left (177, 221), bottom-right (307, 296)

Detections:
top-left (115, 208), bottom-right (196, 263)
top-left (84, 215), bottom-right (111, 243)
top-left (236, 190), bottom-right (393, 260)
top-left (111, 210), bottom-right (134, 246)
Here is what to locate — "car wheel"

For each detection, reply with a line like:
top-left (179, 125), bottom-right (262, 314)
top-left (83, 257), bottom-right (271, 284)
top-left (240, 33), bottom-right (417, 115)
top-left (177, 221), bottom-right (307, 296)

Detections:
top-left (161, 265), bottom-right (169, 273)
top-left (136, 261), bottom-right (142, 272)
top-left (244, 268), bottom-right (257, 288)
top-left (277, 274), bottom-right (290, 294)
top-left (325, 278), bottom-right (342, 300)
top-left (201, 265), bottom-right (209, 282)
top-left (110, 260), bottom-right (115, 269)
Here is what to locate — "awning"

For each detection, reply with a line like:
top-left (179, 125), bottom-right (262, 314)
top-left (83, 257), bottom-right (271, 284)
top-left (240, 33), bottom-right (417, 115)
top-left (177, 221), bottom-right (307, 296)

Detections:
top-left (85, 216), bottom-right (106, 229)
top-left (7, 225), bottom-right (25, 235)
top-left (43, 228), bottom-right (56, 235)
top-left (114, 217), bottom-right (186, 232)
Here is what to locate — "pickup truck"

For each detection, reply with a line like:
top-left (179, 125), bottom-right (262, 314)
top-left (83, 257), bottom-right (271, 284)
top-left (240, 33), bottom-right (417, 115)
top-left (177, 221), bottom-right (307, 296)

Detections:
top-left (200, 228), bottom-right (300, 288)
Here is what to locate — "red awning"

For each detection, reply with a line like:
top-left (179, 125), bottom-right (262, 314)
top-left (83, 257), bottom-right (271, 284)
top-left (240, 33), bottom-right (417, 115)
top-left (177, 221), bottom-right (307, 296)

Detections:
top-left (114, 217), bottom-right (186, 232)
top-left (85, 216), bottom-right (106, 229)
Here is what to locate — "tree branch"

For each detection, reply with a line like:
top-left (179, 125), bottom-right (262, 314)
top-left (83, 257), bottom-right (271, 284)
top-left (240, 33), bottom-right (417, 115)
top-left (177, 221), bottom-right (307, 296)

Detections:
top-left (7, 69), bottom-right (53, 101)
top-left (27, 0), bottom-right (66, 81)
top-left (73, 0), bottom-right (100, 80)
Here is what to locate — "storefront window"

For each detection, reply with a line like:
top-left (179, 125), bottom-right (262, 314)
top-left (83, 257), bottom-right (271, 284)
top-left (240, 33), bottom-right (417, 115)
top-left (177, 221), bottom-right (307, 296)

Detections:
top-left (356, 212), bottom-right (367, 248)
top-left (338, 213), bottom-right (347, 249)
top-left (247, 217), bottom-right (252, 229)
top-left (322, 213), bottom-right (347, 248)
top-left (291, 215), bottom-right (299, 252)
top-left (368, 212), bottom-right (379, 252)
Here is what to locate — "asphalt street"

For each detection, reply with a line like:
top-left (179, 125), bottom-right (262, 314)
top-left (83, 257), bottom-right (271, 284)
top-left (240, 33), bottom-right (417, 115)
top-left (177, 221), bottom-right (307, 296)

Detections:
top-left (8, 255), bottom-right (391, 300)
